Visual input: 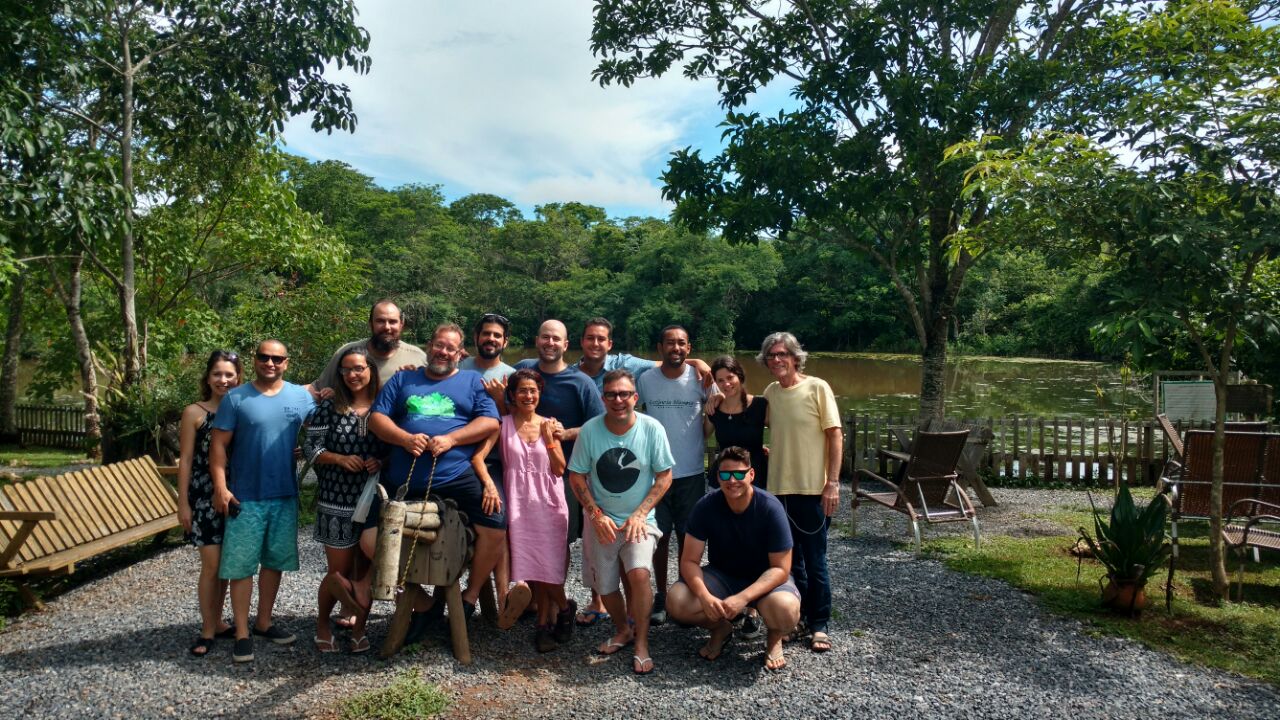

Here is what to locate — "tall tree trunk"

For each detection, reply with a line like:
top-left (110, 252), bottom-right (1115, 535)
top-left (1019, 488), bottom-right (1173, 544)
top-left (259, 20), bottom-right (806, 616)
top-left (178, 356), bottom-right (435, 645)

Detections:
top-left (119, 19), bottom-right (141, 387)
top-left (1209, 376), bottom-right (1229, 600)
top-left (47, 255), bottom-right (102, 459)
top-left (919, 325), bottom-right (948, 421)
top-left (0, 271), bottom-right (24, 442)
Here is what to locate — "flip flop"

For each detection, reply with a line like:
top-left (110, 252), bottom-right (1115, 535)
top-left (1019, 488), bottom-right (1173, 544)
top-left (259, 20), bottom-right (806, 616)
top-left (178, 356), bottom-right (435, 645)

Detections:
top-left (810, 631), bottom-right (832, 653)
top-left (632, 655), bottom-right (655, 675)
top-left (314, 634), bottom-right (339, 654)
top-left (498, 583), bottom-right (532, 630)
top-left (576, 608), bottom-right (610, 627)
top-left (765, 644), bottom-right (787, 671)
top-left (188, 637), bottom-right (215, 657)
top-left (350, 635), bottom-right (371, 654)
top-left (597, 635), bottom-right (634, 655)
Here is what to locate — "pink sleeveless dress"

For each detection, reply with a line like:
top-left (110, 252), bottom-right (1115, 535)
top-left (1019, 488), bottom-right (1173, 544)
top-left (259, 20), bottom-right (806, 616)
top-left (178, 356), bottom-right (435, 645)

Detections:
top-left (500, 415), bottom-right (568, 583)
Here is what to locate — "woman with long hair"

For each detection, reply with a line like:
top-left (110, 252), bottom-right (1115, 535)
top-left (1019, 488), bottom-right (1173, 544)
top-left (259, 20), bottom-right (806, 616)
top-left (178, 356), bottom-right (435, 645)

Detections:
top-left (703, 355), bottom-right (769, 490)
top-left (178, 349), bottom-right (243, 657)
top-left (474, 368), bottom-right (572, 652)
top-left (305, 345), bottom-right (387, 654)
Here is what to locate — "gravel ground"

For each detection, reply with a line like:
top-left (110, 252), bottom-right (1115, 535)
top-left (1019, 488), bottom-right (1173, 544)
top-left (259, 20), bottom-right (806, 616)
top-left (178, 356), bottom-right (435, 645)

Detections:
top-left (1, 486), bottom-right (1277, 719)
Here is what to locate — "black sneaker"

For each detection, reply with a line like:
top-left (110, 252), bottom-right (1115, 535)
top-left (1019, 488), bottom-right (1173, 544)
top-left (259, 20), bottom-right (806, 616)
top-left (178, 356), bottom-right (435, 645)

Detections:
top-left (252, 624), bottom-right (296, 645)
top-left (650, 592), bottom-right (667, 626)
top-left (232, 637), bottom-right (254, 663)
top-left (553, 599), bottom-right (577, 644)
top-left (535, 625), bottom-right (558, 653)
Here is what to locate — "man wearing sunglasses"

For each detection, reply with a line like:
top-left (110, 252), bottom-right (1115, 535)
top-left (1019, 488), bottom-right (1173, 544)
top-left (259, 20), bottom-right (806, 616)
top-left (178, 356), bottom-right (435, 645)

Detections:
top-left (209, 339), bottom-right (316, 663)
top-left (664, 446), bottom-right (800, 672)
top-left (567, 369), bottom-right (673, 676)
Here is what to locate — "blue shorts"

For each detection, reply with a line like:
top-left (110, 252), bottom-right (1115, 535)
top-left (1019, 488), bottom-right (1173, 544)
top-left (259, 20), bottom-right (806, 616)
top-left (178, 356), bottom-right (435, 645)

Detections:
top-left (219, 498), bottom-right (299, 579)
top-left (684, 564), bottom-right (800, 606)
top-left (656, 474), bottom-right (707, 538)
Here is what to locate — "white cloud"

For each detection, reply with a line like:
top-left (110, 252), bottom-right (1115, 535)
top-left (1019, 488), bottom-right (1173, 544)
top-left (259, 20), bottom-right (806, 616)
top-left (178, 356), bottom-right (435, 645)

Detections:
top-left (282, 0), bottom-right (723, 215)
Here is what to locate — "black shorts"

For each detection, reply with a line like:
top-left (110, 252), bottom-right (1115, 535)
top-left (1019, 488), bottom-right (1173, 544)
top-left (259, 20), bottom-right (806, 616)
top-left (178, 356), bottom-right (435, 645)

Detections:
top-left (402, 468), bottom-right (507, 530)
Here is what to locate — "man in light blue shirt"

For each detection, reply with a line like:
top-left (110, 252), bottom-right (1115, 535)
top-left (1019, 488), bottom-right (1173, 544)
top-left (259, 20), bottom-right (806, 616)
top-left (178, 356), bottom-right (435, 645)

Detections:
top-left (575, 317), bottom-right (713, 392)
top-left (568, 369), bottom-right (673, 676)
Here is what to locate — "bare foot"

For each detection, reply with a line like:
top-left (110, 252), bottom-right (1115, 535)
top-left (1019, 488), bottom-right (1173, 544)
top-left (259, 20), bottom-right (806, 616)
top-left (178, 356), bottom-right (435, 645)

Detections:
top-left (698, 621), bottom-right (733, 661)
top-left (597, 628), bottom-right (634, 655)
top-left (765, 642), bottom-right (787, 671)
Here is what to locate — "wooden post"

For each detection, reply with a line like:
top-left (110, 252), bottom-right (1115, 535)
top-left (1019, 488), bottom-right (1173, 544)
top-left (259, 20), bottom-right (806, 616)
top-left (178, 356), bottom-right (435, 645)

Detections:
top-left (380, 583), bottom-right (422, 659)
top-left (446, 581), bottom-right (473, 665)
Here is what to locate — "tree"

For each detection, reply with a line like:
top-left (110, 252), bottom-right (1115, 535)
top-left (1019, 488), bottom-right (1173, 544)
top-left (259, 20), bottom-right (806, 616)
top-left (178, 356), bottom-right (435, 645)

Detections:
top-left (953, 0), bottom-right (1280, 600)
top-left (591, 0), bottom-right (1125, 418)
top-left (28, 0), bottom-right (371, 386)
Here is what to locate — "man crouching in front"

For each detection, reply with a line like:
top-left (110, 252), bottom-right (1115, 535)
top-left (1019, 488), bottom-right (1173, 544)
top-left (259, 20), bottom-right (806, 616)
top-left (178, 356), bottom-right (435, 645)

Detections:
top-left (665, 446), bottom-right (801, 671)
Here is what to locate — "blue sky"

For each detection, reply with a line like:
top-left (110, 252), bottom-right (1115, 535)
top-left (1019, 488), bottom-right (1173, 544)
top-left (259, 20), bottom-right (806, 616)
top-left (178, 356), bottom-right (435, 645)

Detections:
top-left (281, 0), bottom-right (793, 220)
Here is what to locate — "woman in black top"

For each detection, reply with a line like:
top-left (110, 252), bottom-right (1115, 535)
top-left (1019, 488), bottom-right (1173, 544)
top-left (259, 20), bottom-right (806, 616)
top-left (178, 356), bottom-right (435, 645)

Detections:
top-left (703, 355), bottom-right (769, 490)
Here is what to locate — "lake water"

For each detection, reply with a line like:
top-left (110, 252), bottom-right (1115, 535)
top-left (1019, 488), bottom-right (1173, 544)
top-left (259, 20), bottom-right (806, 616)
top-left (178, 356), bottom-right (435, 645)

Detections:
top-left (20, 350), bottom-right (1143, 420)
top-left (513, 350), bottom-right (1144, 420)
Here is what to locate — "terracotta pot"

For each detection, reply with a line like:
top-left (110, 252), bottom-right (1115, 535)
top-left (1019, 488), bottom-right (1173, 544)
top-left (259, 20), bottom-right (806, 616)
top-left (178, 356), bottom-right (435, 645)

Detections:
top-left (1102, 577), bottom-right (1148, 614)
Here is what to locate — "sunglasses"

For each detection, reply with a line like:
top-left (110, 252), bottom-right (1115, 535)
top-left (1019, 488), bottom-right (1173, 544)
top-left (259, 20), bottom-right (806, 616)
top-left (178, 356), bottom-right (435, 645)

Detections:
top-left (256, 353), bottom-right (288, 365)
top-left (717, 469), bottom-right (750, 482)
top-left (481, 312), bottom-right (509, 325)
top-left (603, 390), bottom-right (635, 401)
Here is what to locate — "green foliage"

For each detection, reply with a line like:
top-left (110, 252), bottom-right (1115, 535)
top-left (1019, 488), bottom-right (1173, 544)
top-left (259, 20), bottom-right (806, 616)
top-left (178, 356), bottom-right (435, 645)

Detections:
top-left (337, 670), bottom-right (449, 720)
top-left (98, 354), bottom-right (203, 462)
top-left (1079, 484), bottom-right (1171, 585)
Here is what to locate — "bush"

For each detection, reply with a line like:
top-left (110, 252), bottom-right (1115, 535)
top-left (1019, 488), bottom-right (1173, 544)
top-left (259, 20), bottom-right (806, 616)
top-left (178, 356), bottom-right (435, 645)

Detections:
top-left (338, 670), bottom-right (449, 720)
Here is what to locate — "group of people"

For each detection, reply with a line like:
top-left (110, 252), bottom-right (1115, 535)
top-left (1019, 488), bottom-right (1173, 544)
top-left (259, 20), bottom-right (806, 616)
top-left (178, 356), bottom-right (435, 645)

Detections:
top-left (177, 301), bottom-right (843, 673)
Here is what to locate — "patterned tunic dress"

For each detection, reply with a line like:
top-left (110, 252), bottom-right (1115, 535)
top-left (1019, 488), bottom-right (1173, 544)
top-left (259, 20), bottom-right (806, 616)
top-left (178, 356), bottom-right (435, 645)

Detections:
top-left (306, 399), bottom-right (387, 549)
top-left (186, 409), bottom-right (224, 547)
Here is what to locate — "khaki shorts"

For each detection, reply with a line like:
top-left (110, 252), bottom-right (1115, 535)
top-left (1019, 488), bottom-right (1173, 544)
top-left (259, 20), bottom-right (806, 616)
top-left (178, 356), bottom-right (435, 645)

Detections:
top-left (582, 521), bottom-right (661, 595)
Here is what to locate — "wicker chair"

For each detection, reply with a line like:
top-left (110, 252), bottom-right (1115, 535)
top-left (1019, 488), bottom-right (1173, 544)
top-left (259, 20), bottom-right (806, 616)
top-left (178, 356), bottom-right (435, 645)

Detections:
top-left (1166, 430), bottom-right (1269, 562)
top-left (852, 429), bottom-right (978, 553)
top-left (1222, 496), bottom-right (1280, 601)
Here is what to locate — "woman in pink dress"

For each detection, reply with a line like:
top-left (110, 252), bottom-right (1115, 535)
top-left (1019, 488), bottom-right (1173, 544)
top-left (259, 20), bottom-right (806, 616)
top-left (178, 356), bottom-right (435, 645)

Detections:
top-left (476, 368), bottom-right (573, 652)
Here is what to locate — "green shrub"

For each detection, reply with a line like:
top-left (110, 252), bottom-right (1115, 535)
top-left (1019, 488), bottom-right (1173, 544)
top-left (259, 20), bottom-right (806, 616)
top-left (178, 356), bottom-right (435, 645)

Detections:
top-left (338, 670), bottom-right (449, 720)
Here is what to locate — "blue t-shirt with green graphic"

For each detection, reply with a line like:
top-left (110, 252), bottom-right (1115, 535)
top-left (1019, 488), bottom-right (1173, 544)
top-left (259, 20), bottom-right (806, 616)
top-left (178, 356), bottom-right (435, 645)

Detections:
top-left (373, 369), bottom-right (498, 492)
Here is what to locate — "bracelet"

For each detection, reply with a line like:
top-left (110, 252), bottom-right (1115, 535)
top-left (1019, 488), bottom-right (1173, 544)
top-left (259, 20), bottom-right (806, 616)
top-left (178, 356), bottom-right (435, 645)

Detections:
top-left (545, 443), bottom-right (560, 450)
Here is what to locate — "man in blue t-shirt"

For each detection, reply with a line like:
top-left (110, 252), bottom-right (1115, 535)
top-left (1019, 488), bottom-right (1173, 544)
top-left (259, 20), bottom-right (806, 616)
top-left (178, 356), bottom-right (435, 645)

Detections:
top-left (665, 446), bottom-right (801, 672)
top-left (210, 339), bottom-right (316, 663)
top-left (568, 370), bottom-right (673, 676)
top-left (370, 323), bottom-right (502, 630)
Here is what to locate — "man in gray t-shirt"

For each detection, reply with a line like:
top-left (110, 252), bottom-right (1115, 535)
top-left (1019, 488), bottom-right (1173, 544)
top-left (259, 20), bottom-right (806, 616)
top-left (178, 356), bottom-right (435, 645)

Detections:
top-left (312, 300), bottom-right (426, 394)
top-left (636, 324), bottom-right (716, 625)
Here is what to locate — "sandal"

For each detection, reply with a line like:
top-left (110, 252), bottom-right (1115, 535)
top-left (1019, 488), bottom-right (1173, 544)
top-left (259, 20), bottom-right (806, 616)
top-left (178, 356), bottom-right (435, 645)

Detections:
top-left (350, 635), bottom-right (371, 654)
top-left (597, 634), bottom-right (634, 655)
top-left (765, 644), bottom-right (787, 671)
top-left (498, 582), bottom-right (531, 630)
top-left (314, 634), bottom-right (339, 654)
top-left (576, 608), bottom-right (609, 627)
top-left (810, 631), bottom-right (832, 653)
top-left (632, 655), bottom-right (655, 675)
top-left (188, 636), bottom-right (215, 657)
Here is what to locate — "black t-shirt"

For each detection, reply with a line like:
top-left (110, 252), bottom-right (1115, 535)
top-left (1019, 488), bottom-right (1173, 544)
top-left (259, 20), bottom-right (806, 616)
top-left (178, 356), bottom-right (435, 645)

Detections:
top-left (686, 488), bottom-right (792, 581)
top-left (708, 396), bottom-right (769, 489)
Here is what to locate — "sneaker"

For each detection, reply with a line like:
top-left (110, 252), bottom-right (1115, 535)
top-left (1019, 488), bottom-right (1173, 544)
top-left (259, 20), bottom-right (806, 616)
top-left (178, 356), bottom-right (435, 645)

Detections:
top-left (553, 599), bottom-right (577, 644)
top-left (252, 624), bottom-right (296, 646)
top-left (232, 637), bottom-right (254, 663)
top-left (534, 625), bottom-right (558, 653)
top-left (650, 593), bottom-right (667, 626)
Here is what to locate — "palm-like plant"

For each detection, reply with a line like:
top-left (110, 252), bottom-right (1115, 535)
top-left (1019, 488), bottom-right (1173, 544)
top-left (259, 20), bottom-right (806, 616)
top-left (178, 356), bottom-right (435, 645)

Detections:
top-left (1080, 483), bottom-right (1171, 587)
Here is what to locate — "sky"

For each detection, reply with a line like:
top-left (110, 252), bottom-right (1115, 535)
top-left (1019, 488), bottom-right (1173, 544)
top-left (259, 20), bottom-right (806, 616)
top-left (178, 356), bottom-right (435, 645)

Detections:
top-left (280, 0), bottom-right (792, 220)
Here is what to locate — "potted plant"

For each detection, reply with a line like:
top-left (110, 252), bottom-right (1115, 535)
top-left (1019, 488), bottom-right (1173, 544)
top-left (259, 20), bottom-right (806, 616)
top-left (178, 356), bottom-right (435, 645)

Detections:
top-left (1078, 483), bottom-right (1171, 614)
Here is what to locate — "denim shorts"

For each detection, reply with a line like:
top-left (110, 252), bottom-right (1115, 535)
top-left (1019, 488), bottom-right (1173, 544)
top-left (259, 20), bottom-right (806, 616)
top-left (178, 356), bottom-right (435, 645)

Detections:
top-left (218, 498), bottom-right (299, 579)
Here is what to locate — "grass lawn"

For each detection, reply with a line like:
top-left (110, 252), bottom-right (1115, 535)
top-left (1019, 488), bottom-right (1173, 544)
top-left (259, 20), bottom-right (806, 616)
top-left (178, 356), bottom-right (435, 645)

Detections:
top-left (0, 444), bottom-right (91, 469)
top-left (924, 497), bottom-right (1280, 685)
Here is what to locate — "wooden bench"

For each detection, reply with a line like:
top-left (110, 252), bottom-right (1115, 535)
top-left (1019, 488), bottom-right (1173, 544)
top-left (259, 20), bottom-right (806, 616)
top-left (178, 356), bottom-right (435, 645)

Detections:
top-left (0, 456), bottom-right (179, 609)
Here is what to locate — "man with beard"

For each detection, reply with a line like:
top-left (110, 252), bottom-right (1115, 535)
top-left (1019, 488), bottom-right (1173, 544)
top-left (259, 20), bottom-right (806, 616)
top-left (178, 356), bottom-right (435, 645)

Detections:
top-left (313, 300), bottom-right (427, 394)
top-left (459, 312), bottom-right (516, 392)
top-left (636, 325), bottom-right (717, 625)
top-left (370, 323), bottom-right (503, 635)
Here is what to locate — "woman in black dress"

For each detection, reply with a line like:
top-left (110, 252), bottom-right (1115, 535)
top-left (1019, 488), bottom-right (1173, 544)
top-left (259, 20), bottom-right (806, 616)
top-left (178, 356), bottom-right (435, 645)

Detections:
top-left (703, 355), bottom-right (769, 490)
top-left (178, 350), bottom-right (243, 657)
top-left (305, 346), bottom-right (387, 653)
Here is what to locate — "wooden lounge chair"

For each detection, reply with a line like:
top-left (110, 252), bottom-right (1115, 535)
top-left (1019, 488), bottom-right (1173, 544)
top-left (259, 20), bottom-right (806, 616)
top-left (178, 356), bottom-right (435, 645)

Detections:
top-left (0, 456), bottom-right (179, 609)
top-left (852, 429), bottom-right (979, 553)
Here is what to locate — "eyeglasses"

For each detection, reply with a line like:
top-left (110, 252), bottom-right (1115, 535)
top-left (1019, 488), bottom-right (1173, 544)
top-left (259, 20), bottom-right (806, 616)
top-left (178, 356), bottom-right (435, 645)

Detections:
top-left (338, 365), bottom-right (369, 375)
top-left (430, 342), bottom-right (461, 354)
top-left (717, 470), bottom-right (750, 482)
top-left (764, 352), bottom-right (792, 360)
top-left (256, 353), bottom-right (288, 364)
top-left (602, 390), bottom-right (635, 401)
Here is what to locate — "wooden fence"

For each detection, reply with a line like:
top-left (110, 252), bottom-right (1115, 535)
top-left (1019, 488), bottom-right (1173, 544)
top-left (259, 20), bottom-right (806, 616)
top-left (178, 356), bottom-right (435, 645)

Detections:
top-left (15, 403), bottom-right (87, 449)
top-left (845, 414), bottom-right (1276, 487)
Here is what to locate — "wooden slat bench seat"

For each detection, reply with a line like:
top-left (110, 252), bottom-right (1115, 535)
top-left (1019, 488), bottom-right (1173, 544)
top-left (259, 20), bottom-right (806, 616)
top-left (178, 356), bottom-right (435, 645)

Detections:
top-left (0, 456), bottom-right (178, 608)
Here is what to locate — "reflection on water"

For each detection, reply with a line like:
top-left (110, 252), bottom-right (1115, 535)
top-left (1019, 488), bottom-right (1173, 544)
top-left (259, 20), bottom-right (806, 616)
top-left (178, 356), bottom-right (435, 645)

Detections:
top-left (512, 350), bottom-right (1142, 419)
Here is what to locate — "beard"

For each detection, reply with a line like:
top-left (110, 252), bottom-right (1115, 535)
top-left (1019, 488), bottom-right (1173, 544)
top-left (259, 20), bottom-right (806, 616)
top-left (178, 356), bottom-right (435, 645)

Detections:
top-left (427, 358), bottom-right (458, 375)
top-left (370, 333), bottom-right (399, 354)
top-left (477, 343), bottom-right (503, 360)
